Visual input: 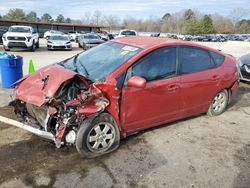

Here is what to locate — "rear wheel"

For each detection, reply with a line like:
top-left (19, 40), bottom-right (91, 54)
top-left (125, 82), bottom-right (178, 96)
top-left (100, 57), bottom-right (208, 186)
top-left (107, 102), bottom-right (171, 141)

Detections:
top-left (207, 90), bottom-right (229, 116)
top-left (76, 113), bottom-right (120, 158)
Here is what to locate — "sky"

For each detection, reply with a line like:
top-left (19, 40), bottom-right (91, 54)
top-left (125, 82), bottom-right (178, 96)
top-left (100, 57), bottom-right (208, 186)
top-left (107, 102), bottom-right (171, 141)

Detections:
top-left (0, 0), bottom-right (249, 20)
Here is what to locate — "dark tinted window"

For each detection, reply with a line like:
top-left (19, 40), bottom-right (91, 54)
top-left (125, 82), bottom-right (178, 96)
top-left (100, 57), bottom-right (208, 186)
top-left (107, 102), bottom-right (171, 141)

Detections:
top-left (180, 47), bottom-right (214, 74)
top-left (132, 47), bottom-right (176, 81)
top-left (210, 51), bottom-right (225, 67)
top-left (121, 30), bottom-right (136, 36)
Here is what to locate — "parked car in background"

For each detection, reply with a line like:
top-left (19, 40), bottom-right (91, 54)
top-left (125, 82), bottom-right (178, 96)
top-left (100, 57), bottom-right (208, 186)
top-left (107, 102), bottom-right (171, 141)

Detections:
top-left (78, 33), bottom-right (104, 50)
top-left (97, 33), bottom-right (114, 41)
top-left (11, 36), bottom-right (239, 158)
top-left (2, 25), bottom-right (39, 52)
top-left (68, 31), bottom-right (80, 41)
top-left (238, 53), bottom-right (250, 82)
top-left (151, 33), bottom-right (160, 37)
top-left (0, 29), bottom-right (7, 44)
top-left (44, 30), bottom-right (65, 39)
top-left (47, 35), bottom-right (72, 50)
top-left (117, 29), bottom-right (138, 38)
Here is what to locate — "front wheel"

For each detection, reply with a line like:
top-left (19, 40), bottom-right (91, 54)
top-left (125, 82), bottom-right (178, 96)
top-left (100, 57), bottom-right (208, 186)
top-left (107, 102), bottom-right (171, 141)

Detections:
top-left (3, 45), bottom-right (10, 51)
top-left (76, 113), bottom-right (120, 158)
top-left (29, 41), bottom-right (36, 52)
top-left (36, 40), bottom-right (39, 48)
top-left (207, 90), bottom-right (229, 116)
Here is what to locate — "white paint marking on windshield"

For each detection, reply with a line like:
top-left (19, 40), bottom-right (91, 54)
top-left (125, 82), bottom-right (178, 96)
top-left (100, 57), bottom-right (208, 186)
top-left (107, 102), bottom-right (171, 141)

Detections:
top-left (122, 46), bottom-right (139, 52)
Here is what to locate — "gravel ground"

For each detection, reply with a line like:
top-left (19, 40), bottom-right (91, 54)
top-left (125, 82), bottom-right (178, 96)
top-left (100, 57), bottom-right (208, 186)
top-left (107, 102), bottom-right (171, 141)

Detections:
top-left (0, 40), bottom-right (250, 188)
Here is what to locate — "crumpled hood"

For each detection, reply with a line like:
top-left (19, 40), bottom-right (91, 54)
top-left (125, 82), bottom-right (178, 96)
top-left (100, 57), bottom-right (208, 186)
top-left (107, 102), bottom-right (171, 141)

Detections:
top-left (15, 64), bottom-right (88, 107)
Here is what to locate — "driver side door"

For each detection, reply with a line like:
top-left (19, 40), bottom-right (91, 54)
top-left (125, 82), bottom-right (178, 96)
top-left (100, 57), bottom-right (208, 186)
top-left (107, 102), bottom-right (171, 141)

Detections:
top-left (120, 47), bottom-right (181, 133)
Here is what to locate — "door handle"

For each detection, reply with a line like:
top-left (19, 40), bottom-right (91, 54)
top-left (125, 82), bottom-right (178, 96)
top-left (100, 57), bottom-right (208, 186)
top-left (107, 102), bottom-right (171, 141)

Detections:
top-left (168, 85), bottom-right (179, 92)
top-left (211, 75), bottom-right (220, 81)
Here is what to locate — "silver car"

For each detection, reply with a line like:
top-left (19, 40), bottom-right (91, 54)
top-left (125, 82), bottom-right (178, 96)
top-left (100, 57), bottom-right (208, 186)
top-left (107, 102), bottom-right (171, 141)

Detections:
top-left (47, 35), bottom-right (72, 50)
top-left (238, 53), bottom-right (250, 82)
top-left (78, 33), bottom-right (104, 50)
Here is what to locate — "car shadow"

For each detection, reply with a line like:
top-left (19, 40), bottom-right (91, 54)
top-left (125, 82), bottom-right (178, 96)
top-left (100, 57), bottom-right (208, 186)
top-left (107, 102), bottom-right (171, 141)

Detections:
top-left (228, 82), bottom-right (250, 111)
top-left (0, 128), bottom-right (167, 187)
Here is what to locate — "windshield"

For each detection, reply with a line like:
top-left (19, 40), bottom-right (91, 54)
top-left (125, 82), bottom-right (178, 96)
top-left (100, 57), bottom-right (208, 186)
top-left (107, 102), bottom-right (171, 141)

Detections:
top-left (9, 27), bottom-right (31, 33)
top-left (64, 41), bottom-right (142, 81)
top-left (82, 35), bottom-right (100, 39)
top-left (121, 31), bottom-right (136, 36)
top-left (50, 35), bottom-right (69, 40)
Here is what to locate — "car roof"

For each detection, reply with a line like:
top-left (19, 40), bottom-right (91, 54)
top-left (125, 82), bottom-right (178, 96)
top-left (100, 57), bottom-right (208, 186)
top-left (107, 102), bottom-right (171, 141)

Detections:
top-left (10, 25), bottom-right (32, 28)
top-left (112, 36), bottom-right (224, 53)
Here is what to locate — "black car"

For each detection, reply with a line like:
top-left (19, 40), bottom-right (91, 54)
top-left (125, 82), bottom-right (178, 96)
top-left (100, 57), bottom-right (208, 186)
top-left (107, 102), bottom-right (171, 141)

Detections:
top-left (0, 29), bottom-right (7, 44)
top-left (238, 53), bottom-right (250, 82)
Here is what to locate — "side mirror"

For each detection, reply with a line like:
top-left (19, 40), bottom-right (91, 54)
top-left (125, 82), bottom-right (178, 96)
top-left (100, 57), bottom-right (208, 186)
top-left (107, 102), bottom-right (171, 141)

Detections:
top-left (127, 76), bottom-right (146, 88)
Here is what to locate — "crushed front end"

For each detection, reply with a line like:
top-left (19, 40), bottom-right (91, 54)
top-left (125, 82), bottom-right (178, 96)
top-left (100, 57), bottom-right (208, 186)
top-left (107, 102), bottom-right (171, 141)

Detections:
top-left (11, 65), bottom-right (109, 148)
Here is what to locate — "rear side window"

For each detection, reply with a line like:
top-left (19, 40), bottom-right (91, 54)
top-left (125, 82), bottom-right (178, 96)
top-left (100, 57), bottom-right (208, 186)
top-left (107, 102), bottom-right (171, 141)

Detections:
top-left (210, 51), bottom-right (225, 67)
top-left (179, 47), bottom-right (214, 74)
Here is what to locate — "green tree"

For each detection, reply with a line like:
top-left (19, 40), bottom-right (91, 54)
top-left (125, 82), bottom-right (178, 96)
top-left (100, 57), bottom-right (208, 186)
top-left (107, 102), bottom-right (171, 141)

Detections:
top-left (183, 9), bottom-right (200, 34)
top-left (200, 15), bottom-right (214, 34)
top-left (186, 20), bottom-right (202, 34)
top-left (26, 11), bottom-right (38, 22)
top-left (4, 8), bottom-right (26, 21)
top-left (41, 13), bottom-right (53, 23)
top-left (65, 17), bottom-right (71, 23)
top-left (162, 13), bottom-right (171, 21)
top-left (56, 14), bottom-right (65, 23)
top-left (184, 9), bottom-right (196, 21)
top-left (235, 19), bottom-right (250, 33)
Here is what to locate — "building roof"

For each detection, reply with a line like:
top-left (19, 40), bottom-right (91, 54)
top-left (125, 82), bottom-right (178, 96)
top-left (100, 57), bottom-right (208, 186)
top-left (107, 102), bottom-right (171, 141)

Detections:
top-left (0, 19), bottom-right (107, 28)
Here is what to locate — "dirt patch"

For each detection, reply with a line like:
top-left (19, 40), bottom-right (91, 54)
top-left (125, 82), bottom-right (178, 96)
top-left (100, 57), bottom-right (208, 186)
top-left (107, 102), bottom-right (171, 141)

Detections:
top-left (0, 106), bottom-right (16, 131)
top-left (233, 142), bottom-right (250, 188)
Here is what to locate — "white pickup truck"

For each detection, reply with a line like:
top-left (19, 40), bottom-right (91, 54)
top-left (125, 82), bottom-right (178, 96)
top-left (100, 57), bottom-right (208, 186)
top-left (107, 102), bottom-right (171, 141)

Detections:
top-left (2, 25), bottom-right (39, 52)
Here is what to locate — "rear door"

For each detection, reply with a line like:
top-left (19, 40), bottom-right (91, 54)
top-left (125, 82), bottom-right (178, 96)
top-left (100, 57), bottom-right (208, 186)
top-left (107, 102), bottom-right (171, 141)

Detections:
top-left (120, 47), bottom-right (181, 132)
top-left (178, 46), bottom-right (221, 117)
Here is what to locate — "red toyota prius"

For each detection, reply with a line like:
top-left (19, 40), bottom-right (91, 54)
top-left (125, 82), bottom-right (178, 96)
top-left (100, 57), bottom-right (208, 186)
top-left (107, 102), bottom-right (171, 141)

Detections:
top-left (11, 36), bottom-right (239, 157)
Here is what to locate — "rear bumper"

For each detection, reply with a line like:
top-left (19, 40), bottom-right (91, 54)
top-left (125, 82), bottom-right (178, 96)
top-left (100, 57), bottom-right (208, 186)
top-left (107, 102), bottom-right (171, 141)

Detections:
top-left (230, 80), bottom-right (240, 102)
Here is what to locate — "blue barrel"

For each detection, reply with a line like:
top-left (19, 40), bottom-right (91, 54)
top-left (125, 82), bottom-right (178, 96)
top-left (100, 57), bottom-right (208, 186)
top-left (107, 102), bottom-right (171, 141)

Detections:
top-left (0, 54), bottom-right (23, 88)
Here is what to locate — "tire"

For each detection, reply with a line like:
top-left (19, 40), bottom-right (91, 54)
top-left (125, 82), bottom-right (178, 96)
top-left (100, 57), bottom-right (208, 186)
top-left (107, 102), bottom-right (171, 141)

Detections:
top-left (78, 43), bottom-right (82, 48)
top-left (207, 89), bottom-right (229, 116)
top-left (29, 41), bottom-right (36, 52)
top-left (36, 40), bottom-right (39, 48)
top-left (82, 43), bottom-right (87, 50)
top-left (4, 45), bottom-right (10, 51)
top-left (76, 113), bottom-right (120, 158)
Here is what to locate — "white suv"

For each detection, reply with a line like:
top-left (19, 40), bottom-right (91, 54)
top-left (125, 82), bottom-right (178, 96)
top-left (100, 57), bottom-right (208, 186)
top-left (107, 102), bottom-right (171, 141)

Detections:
top-left (2, 25), bottom-right (39, 52)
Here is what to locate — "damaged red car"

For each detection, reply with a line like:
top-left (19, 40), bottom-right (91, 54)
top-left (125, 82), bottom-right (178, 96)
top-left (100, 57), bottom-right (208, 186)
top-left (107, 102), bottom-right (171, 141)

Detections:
top-left (12, 36), bottom-right (239, 158)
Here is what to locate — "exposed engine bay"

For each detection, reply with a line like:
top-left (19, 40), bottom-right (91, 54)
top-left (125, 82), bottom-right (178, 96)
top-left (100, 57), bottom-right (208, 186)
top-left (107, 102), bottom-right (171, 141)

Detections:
top-left (12, 77), bottom-right (109, 148)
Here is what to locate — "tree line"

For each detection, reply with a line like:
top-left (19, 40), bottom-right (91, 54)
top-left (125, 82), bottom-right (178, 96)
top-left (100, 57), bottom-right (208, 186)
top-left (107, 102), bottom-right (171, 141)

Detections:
top-left (0, 8), bottom-right (249, 34)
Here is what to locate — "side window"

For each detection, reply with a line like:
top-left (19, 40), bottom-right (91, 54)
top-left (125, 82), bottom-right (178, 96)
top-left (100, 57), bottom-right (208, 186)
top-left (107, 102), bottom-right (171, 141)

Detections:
top-left (210, 51), bottom-right (225, 67)
top-left (180, 47), bottom-right (214, 74)
top-left (131, 47), bottom-right (177, 81)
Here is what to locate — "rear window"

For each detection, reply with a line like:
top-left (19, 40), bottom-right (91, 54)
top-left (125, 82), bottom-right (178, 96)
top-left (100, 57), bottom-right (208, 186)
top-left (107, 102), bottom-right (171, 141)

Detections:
top-left (210, 52), bottom-right (225, 67)
top-left (121, 31), bottom-right (136, 36)
top-left (180, 47), bottom-right (214, 74)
